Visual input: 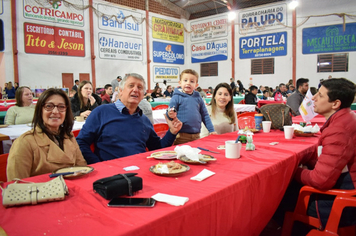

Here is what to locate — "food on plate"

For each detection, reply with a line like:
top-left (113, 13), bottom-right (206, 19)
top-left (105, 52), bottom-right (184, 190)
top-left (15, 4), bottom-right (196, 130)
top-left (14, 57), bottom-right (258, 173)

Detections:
top-left (154, 161), bottom-right (185, 174)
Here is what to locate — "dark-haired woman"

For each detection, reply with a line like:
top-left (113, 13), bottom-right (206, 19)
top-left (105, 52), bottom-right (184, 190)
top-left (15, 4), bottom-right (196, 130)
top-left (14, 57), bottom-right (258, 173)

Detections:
top-left (5, 86), bottom-right (35, 125)
top-left (70, 80), bottom-right (101, 118)
top-left (201, 83), bottom-right (238, 138)
top-left (7, 88), bottom-right (86, 180)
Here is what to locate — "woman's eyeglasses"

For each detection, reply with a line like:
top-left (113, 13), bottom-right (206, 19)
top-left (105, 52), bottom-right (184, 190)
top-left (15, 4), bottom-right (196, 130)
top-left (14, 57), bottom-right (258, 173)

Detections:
top-left (43, 103), bottom-right (67, 112)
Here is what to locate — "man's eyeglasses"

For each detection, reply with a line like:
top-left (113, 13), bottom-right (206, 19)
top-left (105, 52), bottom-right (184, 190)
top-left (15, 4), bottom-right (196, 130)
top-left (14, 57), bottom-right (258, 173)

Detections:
top-left (43, 103), bottom-right (67, 112)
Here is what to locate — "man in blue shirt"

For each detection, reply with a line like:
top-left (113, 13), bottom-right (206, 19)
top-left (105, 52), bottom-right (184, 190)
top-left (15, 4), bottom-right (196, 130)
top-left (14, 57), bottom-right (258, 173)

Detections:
top-left (77, 73), bottom-right (183, 164)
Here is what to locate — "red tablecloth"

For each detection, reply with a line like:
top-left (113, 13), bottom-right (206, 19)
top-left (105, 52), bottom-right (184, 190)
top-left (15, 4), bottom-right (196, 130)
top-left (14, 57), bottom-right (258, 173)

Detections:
top-left (0, 131), bottom-right (318, 236)
top-left (257, 100), bottom-right (286, 108)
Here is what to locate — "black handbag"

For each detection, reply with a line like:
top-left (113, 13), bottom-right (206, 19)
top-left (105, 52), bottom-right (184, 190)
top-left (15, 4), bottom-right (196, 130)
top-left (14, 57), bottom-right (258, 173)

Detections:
top-left (93, 173), bottom-right (143, 200)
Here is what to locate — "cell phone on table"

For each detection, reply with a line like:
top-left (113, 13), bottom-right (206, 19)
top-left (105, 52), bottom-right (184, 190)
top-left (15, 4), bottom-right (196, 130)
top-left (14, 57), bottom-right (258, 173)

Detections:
top-left (107, 198), bottom-right (156, 207)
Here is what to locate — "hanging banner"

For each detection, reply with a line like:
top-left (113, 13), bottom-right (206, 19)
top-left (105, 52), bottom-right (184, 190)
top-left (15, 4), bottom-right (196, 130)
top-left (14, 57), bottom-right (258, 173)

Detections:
top-left (190, 15), bottom-right (228, 42)
top-left (239, 32), bottom-right (287, 59)
top-left (152, 41), bottom-right (184, 65)
top-left (239, 3), bottom-right (287, 34)
top-left (98, 33), bottom-right (142, 60)
top-left (98, 4), bottom-right (143, 36)
top-left (153, 66), bottom-right (180, 82)
top-left (302, 23), bottom-right (356, 54)
top-left (23, 0), bottom-right (84, 26)
top-left (191, 39), bottom-right (228, 63)
top-left (0, 0), bottom-right (3, 15)
top-left (24, 23), bottom-right (85, 57)
top-left (152, 17), bottom-right (184, 43)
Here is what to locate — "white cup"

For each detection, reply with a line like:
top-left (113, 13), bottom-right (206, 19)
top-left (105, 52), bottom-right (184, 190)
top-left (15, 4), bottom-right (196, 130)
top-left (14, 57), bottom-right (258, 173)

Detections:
top-left (225, 140), bottom-right (242, 159)
top-left (262, 121), bottom-right (272, 133)
top-left (284, 126), bottom-right (294, 139)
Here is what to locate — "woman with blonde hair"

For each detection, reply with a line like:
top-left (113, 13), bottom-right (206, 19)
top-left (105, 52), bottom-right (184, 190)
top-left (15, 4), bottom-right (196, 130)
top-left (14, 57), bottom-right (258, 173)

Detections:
top-left (201, 83), bottom-right (238, 138)
top-left (70, 80), bottom-right (101, 118)
top-left (5, 81), bottom-right (16, 99)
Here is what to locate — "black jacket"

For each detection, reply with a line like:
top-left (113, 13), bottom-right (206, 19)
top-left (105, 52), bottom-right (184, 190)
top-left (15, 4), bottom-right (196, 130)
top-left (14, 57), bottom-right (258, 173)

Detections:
top-left (245, 93), bottom-right (258, 105)
top-left (70, 93), bottom-right (102, 117)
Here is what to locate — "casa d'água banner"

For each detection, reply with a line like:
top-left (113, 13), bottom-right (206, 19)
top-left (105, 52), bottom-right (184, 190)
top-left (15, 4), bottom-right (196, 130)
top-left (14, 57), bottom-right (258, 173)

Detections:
top-left (302, 23), bottom-right (356, 54)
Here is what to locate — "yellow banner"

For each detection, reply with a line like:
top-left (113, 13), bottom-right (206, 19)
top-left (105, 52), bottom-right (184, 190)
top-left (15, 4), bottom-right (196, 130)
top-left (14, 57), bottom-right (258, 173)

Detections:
top-left (152, 17), bottom-right (184, 43)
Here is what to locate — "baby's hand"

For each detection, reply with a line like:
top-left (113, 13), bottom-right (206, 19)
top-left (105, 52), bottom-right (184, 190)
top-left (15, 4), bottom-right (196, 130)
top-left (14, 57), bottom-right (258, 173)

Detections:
top-left (209, 132), bottom-right (218, 135)
top-left (167, 107), bottom-right (177, 119)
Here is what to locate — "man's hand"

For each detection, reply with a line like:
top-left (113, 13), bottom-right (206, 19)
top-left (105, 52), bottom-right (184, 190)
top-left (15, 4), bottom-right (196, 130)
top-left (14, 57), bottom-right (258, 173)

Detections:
top-left (164, 114), bottom-right (182, 135)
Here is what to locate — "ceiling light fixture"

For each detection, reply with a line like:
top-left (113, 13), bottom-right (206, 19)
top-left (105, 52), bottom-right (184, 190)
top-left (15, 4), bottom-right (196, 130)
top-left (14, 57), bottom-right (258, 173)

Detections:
top-left (289, 0), bottom-right (299, 10)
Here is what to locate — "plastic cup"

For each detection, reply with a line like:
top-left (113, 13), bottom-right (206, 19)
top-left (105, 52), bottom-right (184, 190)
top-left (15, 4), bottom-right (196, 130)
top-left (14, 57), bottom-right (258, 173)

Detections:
top-left (284, 126), bottom-right (294, 139)
top-left (262, 121), bottom-right (272, 133)
top-left (225, 140), bottom-right (242, 159)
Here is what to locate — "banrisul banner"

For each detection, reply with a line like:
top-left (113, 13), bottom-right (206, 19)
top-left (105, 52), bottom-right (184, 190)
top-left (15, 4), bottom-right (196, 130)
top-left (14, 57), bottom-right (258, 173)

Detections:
top-left (98, 33), bottom-right (142, 61)
top-left (239, 32), bottom-right (287, 59)
top-left (153, 41), bottom-right (184, 64)
top-left (23, 0), bottom-right (84, 26)
top-left (190, 15), bottom-right (228, 42)
top-left (152, 17), bottom-right (184, 43)
top-left (302, 23), bottom-right (356, 54)
top-left (98, 4), bottom-right (142, 36)
top-left (239, 3), bottom-right (286, 34)
top-left (153, 66), bottom-right (180, 82)
top-left (191, 39), bottom-right (228, 63)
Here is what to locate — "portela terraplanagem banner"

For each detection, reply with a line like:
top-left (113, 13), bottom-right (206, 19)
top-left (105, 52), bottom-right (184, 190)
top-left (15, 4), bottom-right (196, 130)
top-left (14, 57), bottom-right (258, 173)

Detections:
top-left (24, 22), bottom-right (85, 57)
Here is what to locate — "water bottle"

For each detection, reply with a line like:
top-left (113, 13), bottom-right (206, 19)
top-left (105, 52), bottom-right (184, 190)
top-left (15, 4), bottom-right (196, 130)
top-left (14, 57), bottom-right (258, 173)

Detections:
top-left (254, 114), bottom-right (263, 131)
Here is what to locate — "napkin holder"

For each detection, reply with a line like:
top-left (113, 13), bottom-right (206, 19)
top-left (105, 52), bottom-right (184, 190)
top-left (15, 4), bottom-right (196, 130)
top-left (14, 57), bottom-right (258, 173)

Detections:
top-left (93, 173), bottom-right (142, 200)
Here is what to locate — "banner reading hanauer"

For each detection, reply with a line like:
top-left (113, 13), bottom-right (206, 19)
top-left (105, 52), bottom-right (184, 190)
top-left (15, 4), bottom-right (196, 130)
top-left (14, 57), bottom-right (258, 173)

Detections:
top-left (191, 39), bottom-right (228, 63)
top-left (23, 0), bottom-right (84, 27)
top-left (239, 32), bottom-right (287, 59)
top-left (24, 23), bottom-right (85, 57)
top-left (302, 23), bottom-right (356, 54)
top-left (152, 17), bottom-right (184, 43)
top-left (153, 41), bottom-right (184, 65)
top-left (98, 33), bottom-right (143, 61)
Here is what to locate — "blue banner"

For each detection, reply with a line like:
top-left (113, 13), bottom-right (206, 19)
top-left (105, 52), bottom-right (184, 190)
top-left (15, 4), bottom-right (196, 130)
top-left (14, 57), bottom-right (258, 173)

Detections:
top-left (302, 23), bottom-right (356, 54)
top-left (152, 41), bottom-right (184, 64)
top-left (239, 32), bottom-right (287, 59)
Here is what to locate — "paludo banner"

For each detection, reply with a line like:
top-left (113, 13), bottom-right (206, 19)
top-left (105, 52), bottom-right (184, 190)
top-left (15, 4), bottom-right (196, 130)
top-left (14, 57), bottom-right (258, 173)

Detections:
top-left (152, 17), bottom-right (184, 43)
top-left (24, 23), bottom-right (85, 57)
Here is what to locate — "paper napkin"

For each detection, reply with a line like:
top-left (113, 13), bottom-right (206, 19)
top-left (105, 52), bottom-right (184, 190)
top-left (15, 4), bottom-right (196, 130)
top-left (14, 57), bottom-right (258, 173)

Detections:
top-left (123, 166), bottom-right (140, 171)
top-left (190, 169), bottom-right (215, 181)
top-left (151, 193), bottom-right (189, 206)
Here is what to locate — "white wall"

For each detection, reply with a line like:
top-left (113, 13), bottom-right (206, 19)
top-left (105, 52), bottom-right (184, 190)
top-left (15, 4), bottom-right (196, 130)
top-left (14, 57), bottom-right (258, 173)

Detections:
top-left (296, 0), bottom-right (356, 87)
top-left (0, 0), bottom-right (355, 90)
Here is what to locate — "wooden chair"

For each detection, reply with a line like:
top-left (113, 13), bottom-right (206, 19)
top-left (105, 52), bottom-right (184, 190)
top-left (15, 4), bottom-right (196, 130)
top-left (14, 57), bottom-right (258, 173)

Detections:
top-left (0, 153), bottom-right (9, 182)
top-left (281, 186), bottom-right (356, 236)
top-left (153, 123), bottom-right (169, 138)
top-left (152, 104), bottom-right (169, 110)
